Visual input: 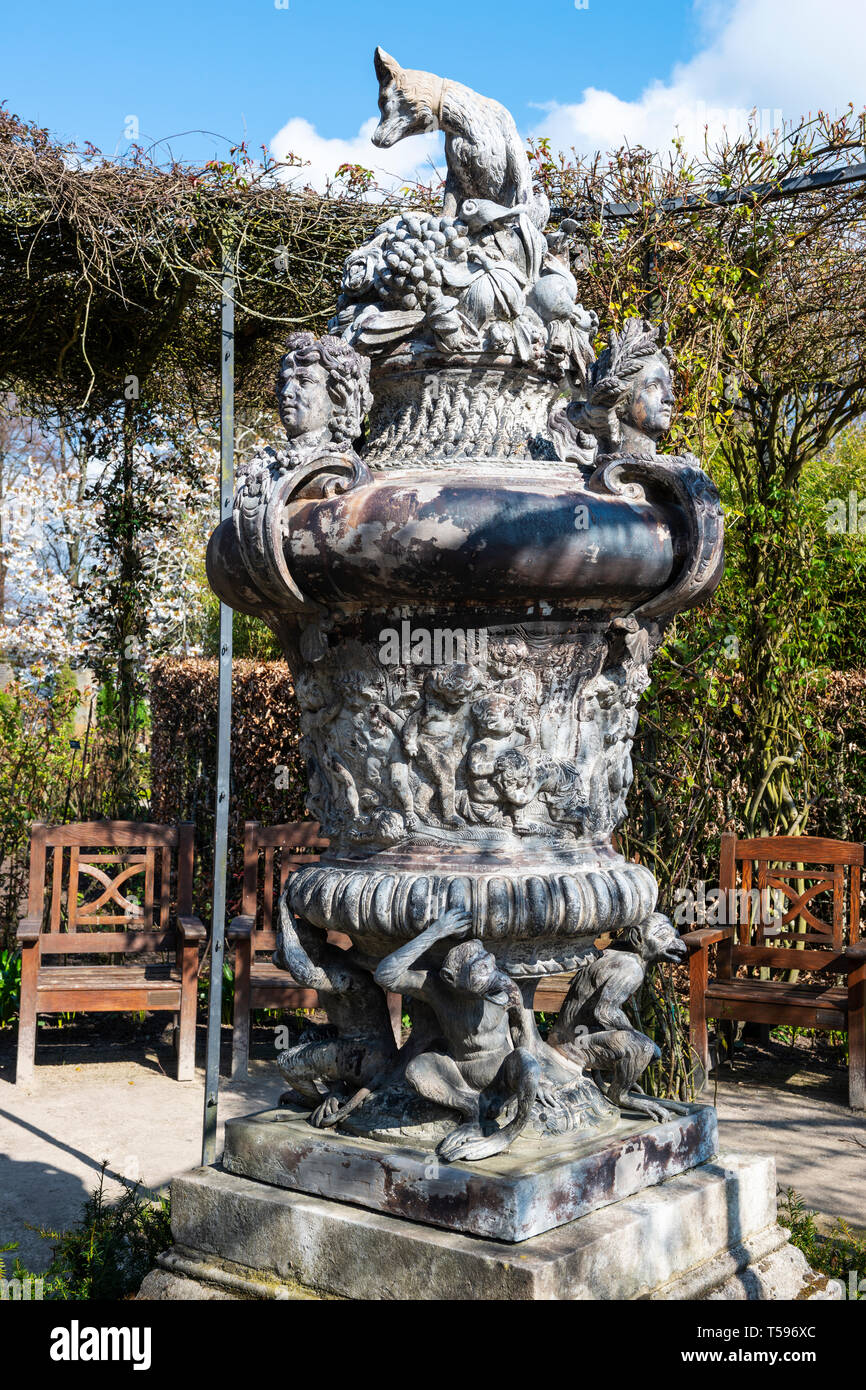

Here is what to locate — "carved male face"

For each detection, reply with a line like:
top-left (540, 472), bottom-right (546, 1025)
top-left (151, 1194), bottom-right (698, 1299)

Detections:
top-left (627, 357), bottom-right (675, 441)
top-left (278, 356), bottom-right (333, 440)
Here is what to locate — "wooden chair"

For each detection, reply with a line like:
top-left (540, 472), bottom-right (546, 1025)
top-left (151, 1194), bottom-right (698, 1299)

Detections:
top-left (16, 820), bottom-right (205, 1084)
top-left (685, 834), bottom-right (866, 1109)
top-left (228, 820), bottom-right (403, 1078)
top-left (533, 975), bottom-right (573, 1012)
top-left (227, 820), bottom-right (329, 1079)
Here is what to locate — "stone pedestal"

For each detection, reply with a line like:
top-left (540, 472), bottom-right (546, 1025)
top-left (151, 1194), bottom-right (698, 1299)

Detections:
top-left (138, 1151), bottom-right (832, 1301)
top-left (221, 1103), bottom-right (717, 1242)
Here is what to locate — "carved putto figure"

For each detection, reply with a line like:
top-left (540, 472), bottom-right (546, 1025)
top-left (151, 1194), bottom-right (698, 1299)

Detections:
top-left (375, 908), bottom-right (554, 1162)
top-left (275, 898), bottom-right (397, 1127)
top-left (548, 914), bottom-right (689, 1123)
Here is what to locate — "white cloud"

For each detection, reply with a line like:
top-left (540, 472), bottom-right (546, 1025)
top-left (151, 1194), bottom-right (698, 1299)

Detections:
top-left (268, 0), bottom-right (866, 189)
top-left (269, 114), bottom-right (444, 193)
top-left (533, 0), bottom-right (866, 157)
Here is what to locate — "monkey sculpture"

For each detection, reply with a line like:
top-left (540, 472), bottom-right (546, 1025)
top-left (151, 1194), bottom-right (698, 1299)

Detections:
top-left (548, 913), bottom-right (689, 1123)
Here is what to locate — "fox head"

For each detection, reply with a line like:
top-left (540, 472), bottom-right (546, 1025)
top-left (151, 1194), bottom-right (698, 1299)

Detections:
top-left (372, 47), bottom-right (442, 147)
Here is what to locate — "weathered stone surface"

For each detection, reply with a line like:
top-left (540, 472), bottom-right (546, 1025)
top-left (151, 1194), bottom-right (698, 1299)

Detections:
top-left (222, 1102), bottom-right (717, 1242)
top-left (204, 50), bottom-right (726, 1177)
top-left (163, 1152), bottom-right (817, 1300)
top-left (137, 1268), bottom-right (241, 1301)
top-left (688, 1242), bottom-right (840, 1301)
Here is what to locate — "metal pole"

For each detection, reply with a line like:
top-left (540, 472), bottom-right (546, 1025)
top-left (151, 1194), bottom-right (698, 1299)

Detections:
top-left (202, 257), bottom-right (234, 1166)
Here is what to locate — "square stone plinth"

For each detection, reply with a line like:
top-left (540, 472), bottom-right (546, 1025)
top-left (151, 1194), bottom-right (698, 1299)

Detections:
top-left (221, 1103), bottom-right (717, 1242)
top-left (161, 1151), bottom-right (807, 1300)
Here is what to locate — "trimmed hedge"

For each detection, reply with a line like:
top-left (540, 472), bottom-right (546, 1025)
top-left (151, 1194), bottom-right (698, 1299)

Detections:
top-left (149, 658), bottom-right (307, 921)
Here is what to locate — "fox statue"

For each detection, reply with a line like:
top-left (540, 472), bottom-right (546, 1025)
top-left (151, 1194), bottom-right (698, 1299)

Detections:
top-left (372, 46), bottom-right (550, 230)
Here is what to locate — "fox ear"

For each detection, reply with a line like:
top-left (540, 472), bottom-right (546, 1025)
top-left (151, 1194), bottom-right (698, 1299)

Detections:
top-left (374, 47), bottom-right (401, 83)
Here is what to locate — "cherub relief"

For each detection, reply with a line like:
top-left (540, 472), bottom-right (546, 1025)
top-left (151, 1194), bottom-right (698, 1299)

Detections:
top-left (364, 701), bottom-right (415, 821)
top-left (460, 694), bottom-right (536, 825)
top-left (401, 663), bottom-right (486, 825)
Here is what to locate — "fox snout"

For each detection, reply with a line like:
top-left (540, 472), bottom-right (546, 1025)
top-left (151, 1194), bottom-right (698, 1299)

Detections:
top-left (372, 116), bottom-right (400, 149)
top-left (372, 101), bottom-right (436, 147)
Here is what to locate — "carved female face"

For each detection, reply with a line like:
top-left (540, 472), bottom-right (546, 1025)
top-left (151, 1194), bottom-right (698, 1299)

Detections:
top-left (278, 357), bottom-right (333, 440)
top-left (626, 356), bottom-right (675, 441)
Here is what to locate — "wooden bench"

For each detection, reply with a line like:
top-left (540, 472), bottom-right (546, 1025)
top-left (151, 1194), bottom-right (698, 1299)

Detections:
top-left (16, 820), bottom-right (205, 1083)
top-left (229, 820), bottom-right (332, 1077)
top-left (533, 974), bottom-right (574, 1012)
top-left (684, 833), bottom-right (866, 1110)
top-left (228, 820), bottom-right (406, 1077)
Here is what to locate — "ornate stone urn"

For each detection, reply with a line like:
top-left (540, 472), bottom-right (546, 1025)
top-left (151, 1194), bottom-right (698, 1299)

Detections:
top-left (206, 48), bottom-right (724, 1216)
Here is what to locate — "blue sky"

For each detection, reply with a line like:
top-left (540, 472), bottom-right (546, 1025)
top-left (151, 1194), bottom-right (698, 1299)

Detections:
top-left (4, 0), bottom-right (697, 159)
top-left (3, 0), bottom-right (865, 182)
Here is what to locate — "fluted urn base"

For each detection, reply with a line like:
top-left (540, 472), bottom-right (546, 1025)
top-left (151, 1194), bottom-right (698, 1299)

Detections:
top-left (290, 846), bottom-right (658, 975)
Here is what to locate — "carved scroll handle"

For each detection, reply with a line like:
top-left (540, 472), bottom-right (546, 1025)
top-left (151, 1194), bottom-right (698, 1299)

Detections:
top-left (265, 455), bottom-right (371, 608)
top-left (589, 454), bottom-right (724, 625)
top-left (234, 453), bottom-right (371, 612)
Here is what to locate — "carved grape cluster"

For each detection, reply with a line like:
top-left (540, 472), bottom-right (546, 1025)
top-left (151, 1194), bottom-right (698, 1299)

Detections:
top-left (375, 213), bottom-right (471, 310)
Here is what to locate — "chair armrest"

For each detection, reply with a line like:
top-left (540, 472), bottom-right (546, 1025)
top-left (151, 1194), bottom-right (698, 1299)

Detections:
top-left (844, 941), bottom-right (866, 964)
top-left (680, 927), bottom-right (731, 952)
top-left (17, 916), bottom-right (42, 943)
top-left (177, 915), bottom-right (207, 941)
top-left (227, 915), bottom-right (255, 940)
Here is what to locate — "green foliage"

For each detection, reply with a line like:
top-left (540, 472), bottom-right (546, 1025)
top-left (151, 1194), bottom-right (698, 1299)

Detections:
top-left (621, 424), bottom-right (866, 899)
top-left (770, 1024), bottom-right (849, 1062)
top-left (0, 675), bottom-right (80, 949)
top-left (199, 586), bottom-right (282, 659)
top-left (198, 958), bottom-right (235, 1025)
top-left (0, 1165), bottom-right (171, 1300)
top-left (779, 1188), bottom-right (866, 1292)
top-left (0, 668), bottom-right (150, 954)
top-left (0, 946), bottom-right (20, 1025)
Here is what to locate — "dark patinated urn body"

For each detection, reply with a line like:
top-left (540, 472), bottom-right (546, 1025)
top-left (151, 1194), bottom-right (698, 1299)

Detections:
top-left (207, 51), bottom-right (723, 1167)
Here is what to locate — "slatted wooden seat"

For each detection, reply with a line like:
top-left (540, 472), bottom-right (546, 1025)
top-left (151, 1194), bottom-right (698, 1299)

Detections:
top-left (533, 973), bottom-right (574, 1012)
top-left (228, 820), bottom-right (332, 1078)
top-left (684, 833), bottom-right (866, 1109)
top-left (228, 820), bottom-right (403, 1078)
top-left (16, 820), bottom-right (205, 1083)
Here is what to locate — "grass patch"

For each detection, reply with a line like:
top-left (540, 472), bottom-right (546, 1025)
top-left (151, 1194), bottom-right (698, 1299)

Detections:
top-left (779, 1187), bottom-right (865, 1293)
top-left (0, 1164), bottom-right (171, 1300)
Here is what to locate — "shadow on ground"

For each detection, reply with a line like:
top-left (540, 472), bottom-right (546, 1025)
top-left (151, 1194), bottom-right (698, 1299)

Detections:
top-left (0, 1021), bottom-right (281, 1271)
